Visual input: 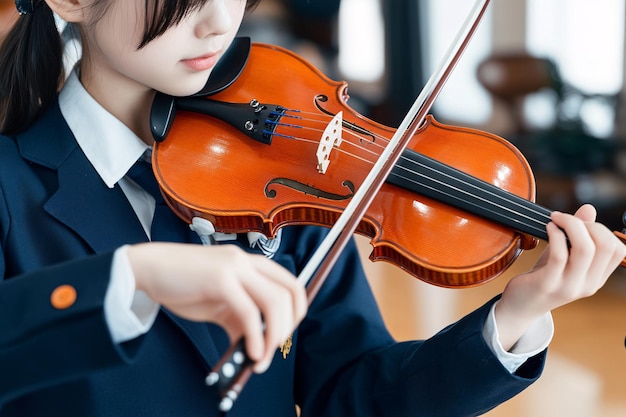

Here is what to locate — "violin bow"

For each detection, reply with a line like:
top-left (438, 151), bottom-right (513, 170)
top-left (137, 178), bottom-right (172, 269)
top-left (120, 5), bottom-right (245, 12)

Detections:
top-left (206, 0), bottom-right (493, 411)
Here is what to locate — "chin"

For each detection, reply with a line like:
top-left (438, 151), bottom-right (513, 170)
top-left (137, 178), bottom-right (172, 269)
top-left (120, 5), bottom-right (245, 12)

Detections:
top-left (162, 84), bottom-right (206, 97)
top-left (171, 72), bottom-right (212, 97)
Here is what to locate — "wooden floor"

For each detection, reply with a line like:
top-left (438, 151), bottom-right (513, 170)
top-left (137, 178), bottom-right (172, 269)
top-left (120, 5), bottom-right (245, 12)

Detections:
top-left (356, 236), bottom-right (626, 417)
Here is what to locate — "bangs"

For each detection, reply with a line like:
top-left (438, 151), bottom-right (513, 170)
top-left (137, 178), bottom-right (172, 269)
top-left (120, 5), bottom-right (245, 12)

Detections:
top-left (138, 0), bottom-right (262, 49)
top-left (139, 0), bottom-right (207, 48)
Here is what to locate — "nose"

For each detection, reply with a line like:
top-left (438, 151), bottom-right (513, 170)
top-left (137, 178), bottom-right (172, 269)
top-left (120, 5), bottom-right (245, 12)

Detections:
top-left (194, 0), bottom-right (234, 38)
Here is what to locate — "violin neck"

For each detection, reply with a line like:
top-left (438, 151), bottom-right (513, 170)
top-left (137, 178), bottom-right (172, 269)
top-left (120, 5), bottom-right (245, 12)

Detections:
top-left (388, 149), bottom-right (552, 241)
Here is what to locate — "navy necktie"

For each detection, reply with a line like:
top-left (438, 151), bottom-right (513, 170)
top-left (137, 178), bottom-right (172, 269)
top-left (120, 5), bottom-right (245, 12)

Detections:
top-left (127, 159), bottom-right (199, 244)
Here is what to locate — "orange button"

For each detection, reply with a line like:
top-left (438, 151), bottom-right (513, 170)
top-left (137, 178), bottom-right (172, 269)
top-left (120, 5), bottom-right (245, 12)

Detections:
top-left (51, 285), bottom-right (77, 310)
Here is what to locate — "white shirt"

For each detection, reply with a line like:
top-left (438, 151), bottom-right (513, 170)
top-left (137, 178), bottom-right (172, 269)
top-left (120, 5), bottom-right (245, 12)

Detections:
top-left (59, 69), bottom-right (158, 342)
top-left (57, 68), bottom-right (553, 372)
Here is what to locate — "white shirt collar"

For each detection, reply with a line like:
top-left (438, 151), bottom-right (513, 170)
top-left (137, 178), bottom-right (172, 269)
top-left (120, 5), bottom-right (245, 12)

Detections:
top-left (58, 69), bottom-right (149, 188)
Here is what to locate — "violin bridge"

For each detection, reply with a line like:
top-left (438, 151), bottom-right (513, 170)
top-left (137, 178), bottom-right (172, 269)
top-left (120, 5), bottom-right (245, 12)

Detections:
top-left (316, 111), bottom-right (343, 173)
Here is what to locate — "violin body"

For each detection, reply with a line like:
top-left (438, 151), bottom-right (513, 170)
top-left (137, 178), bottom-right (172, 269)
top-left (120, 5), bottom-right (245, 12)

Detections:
top-left (153, 42), bottom-right (539, 288)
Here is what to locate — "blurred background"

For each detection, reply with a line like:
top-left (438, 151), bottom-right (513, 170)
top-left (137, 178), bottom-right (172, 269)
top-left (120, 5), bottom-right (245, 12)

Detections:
top-left (237, 1), bottom-right (626, 416)
top-left (2, 0), bottom-right (625, 415)
top-left (0, 0), bottom-right (17, 42)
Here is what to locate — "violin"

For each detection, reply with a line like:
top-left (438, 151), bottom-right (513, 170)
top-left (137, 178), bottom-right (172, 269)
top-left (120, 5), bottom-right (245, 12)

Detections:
top-left (150, 38), bottom-right (626, 289)
top-left (149, 0), bottom-right (626, 406)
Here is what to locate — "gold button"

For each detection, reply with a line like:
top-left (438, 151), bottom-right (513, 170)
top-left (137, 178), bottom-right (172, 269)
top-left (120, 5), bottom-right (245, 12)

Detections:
top-left (51, 285), bottom-right (77, 310)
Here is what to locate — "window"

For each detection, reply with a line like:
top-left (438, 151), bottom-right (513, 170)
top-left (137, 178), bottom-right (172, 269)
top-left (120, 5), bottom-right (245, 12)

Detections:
top-left (338, 0), bottom-right (385, 83)
top-left (420, 0), bottom-right (493, 123)
top-left (526, 0), bottom-right (625, 137)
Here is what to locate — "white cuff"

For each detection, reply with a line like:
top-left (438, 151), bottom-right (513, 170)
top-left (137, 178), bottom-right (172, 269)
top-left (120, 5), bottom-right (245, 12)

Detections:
top-left (104, 246), bottom-right (160, 343)
top-left (482, 300), bottom-right (554, 373)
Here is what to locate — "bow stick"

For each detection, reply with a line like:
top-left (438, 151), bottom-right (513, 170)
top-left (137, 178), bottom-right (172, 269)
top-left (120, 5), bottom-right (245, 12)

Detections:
top-left (207, 0), bottom-right (492, 411)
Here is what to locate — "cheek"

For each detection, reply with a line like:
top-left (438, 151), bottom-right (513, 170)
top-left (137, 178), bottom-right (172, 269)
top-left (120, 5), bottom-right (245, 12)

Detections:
top-left (91, 5), bottom-right (146, 68)
top-left (101, 3), bottom-right (144, 49)
top-left (133, 40), bottom-right (208, 96)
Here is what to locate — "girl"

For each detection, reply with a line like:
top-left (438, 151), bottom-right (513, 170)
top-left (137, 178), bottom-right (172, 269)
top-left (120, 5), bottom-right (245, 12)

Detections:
top-left (0, 0), bottom-right (624, 415)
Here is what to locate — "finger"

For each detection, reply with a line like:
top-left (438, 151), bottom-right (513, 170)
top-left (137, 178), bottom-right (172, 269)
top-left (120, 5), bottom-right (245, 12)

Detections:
top-left (603, 239), bottom-right (626, 278)
top-left (252, 255), bottom-right (308, 323)
top-left (543, 220), bottom-right (570, 275)
top-left (250, 283), bottom-right (293, 371)
top-left (550, 211), bottom-right (595, 270)
top-left (238, 261), bottom-right (300, 372)
top-left (249, 259), bottom-right (307, 373)
top-left (550, 213), bottom-right (623, 297)
top-left (218, 276), bottom-right (266, 363)
top-left (573, 204), bottom-right (597, 223)
top-left (584, 223), bottom-right (626, 289)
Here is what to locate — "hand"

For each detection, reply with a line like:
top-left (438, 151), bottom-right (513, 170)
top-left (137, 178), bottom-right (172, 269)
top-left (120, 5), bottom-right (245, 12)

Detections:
top-left (126, 242), bottom-right (308, 372)
top-left (495, 204), bottom-right (626, 351)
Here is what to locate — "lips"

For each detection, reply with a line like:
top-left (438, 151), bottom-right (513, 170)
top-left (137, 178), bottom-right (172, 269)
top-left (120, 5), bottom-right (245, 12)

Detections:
top-left (181, 52), bottom-right (220, 71)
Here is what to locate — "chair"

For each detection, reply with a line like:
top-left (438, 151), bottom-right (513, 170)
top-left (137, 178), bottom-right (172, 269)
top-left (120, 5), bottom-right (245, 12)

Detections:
top-left (477, 52), bottom-right (620, 174)
top-left (477, 52), bottom-right (626, 230)
top-left (477, 53), bottom-right (562, 134)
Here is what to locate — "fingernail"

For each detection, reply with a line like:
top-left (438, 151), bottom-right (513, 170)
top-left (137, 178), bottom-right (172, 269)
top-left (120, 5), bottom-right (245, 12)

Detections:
top-left (254, 359), bottom-right (271, 374)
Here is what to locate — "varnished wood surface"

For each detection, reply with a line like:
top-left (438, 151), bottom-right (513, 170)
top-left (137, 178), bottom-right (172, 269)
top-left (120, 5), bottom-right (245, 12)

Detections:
top-left (156, 42), bottom-right (540, 288)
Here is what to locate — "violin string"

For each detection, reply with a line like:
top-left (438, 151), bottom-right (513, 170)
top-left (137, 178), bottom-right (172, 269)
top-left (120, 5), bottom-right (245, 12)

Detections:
top-left (277, 109), bottom-right (392, 146)
top-left (268, 108), bottom-right (553, 231)
top-left (391, 159), bottom-right (553, 236)
top-left (382, 154), bottom-right (554, 240)
top-left (394, 149), bottom-right (551, 218)
top-left (392, 150), bottom-right (554, 230)
top-left (270, 110), bottom-right (390, 159)
top-left (386, 153), bottom-right (553, 238)
top-left (257, 113), bottom-right (379, 170)
top-left (268, 112), bottom-right (552, 238)
top-left (387, 151), bottom-right (554, 237)
top-left (266, 121), bottom-right (385, 166)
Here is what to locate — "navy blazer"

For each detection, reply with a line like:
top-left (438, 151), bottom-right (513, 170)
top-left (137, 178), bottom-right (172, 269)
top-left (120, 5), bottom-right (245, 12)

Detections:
top-left (0, 101), bottom-right (545, 416)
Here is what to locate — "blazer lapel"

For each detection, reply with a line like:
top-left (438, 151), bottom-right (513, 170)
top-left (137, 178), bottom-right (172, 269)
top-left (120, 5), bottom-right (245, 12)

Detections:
top-left (18, 101), bottom-right (147, 252)
top-left (46, 155), bottom-right (149, 252)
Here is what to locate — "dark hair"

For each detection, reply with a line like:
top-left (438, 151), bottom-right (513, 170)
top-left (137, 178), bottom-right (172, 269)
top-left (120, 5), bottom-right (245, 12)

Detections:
top-left (0, 0), bottom-right (262, 135)
top-left (140, 0), bottom-right (261, 48)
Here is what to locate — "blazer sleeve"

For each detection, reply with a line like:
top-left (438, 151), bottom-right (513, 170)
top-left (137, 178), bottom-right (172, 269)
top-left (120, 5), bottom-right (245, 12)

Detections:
top-left (0, 251), bottom-right (141, 405)
top-left (291, 228), bottom-right (545, 417)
